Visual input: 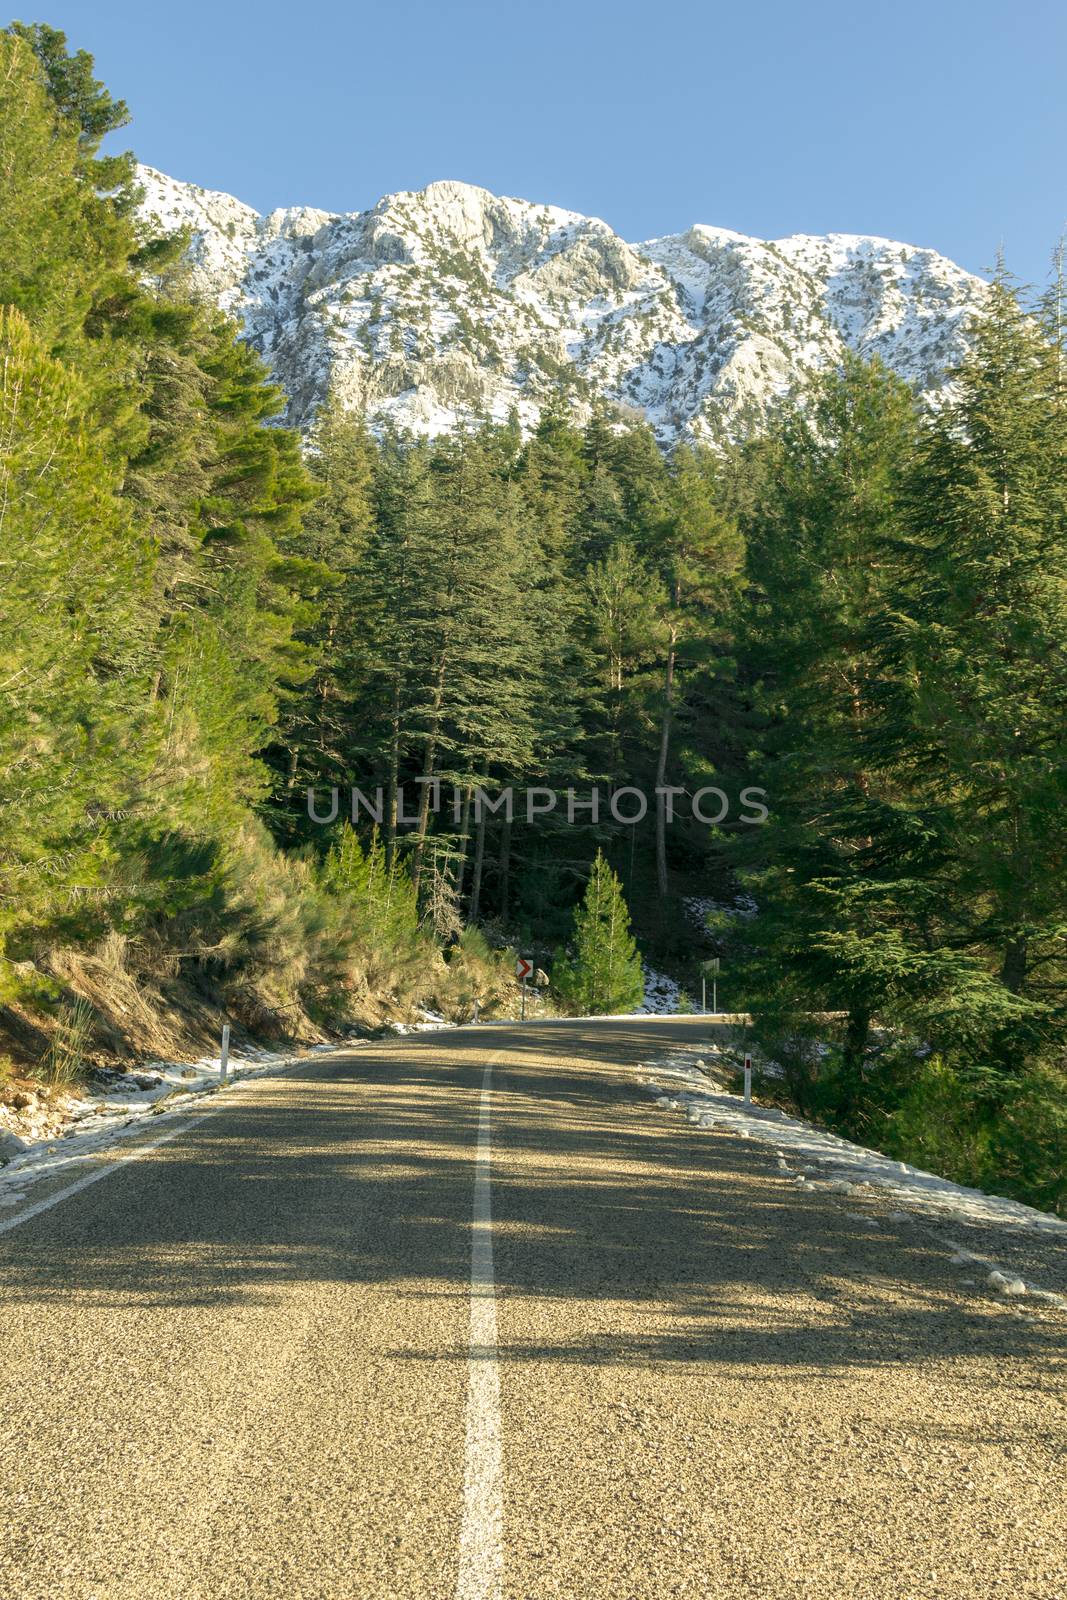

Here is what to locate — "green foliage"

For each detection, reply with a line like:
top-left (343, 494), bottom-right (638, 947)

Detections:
top-left (803, 1047), bottom-right (1067, 1218)
top-left (0, 32), bottom-right (132, 355)
top-left (872, 274), bottom-right (1067, 1030)
top-left (436, 926), bottom-right (520, 1022)
top-left (0, 24), bottom-right (330, 1034)
top-left (10, 22), bottom-right (130, 162)
top-left (321, 826), bottom-right (420, 956)
top-left (318, 825), bottom-right (428, 999)
top-left (554, 851), bottom-right (643, 1015)
top-left (729, 284), bottom-right (1067, 1211)
top-left (0, 305), bottom-right (151, 980)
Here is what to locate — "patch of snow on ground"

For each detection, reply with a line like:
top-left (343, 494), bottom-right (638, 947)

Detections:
top-left (388, 1009), bottom-right (452, 1034)
top-left (639, 967), bottom-right (682, 1014)
top-left (638, 1043), bottom-right (1067, 1241)
top-left (683, 892), bottom-right (757, 930)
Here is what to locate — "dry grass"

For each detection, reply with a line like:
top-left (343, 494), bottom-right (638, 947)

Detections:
top-left (40, 998), bottom-right (94, 1087)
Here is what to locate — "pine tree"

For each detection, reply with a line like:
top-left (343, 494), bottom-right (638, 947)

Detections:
top-left (0, 24), bottom-right (333, 1020)
top-left (362, 436), bottom-right (437, 863)
top-left (514, 400), bottom-right (597, 839)
top-left (143, 318), bottom-right (319, 842)
top-left (0, 306), bottom-right (152, 984)
top-left (645, 443), bottom-right (744, 898)
top-left (0, 29), bottom-right (135, 357)
top-left (320, 823), bottom-right (420, 951)
top-left (734, 356), bottom-right (924, 1080)
top-left (865, 275), bottom-right (1067, 1058)
top-left (371, 431), bottom-right (537, 895)
top-left (553, 851), bottom-right (644, 1014)
top-left (519, 392), bottom-right (587, 571)
top-left (269, 395), bottom-right (377, 829)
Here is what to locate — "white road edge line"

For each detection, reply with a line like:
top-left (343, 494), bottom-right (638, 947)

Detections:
top-left (0, 1049), bottom-right (337, 1237)
top-left (456, 1060), bottom-right (504, 1600)
top-left (0, 1112), bottom-right (215, 1237)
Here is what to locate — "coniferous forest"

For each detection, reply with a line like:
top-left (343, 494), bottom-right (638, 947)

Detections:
top-left (2, 23), bottom-right (1066, 1211)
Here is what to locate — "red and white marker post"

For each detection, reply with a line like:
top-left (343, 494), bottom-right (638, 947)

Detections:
top-left (515, 956), bottom-right (534, 1021)
top-left (743, 1052), bottom-right (752, 1105)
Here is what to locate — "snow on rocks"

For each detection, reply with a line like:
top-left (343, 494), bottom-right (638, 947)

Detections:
top-left (987, 1270), bottom-right (1028, 1297)
top-left (683, 892), bottom-right (757, 929)
top-left (639, 968), bottom-right (683, 1015)
top-left (135, 167), bottom-right (989, 447)
top-left (388, 1010), bottom-right (452, 1034)
top-left (0, 1087), bottom-right (82, 1156)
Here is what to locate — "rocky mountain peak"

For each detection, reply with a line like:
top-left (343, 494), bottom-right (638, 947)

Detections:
top-left (137, 165), bottom-right (988, 442)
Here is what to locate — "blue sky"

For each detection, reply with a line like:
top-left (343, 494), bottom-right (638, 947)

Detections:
top-left (42, 0), bottom-right (1065, 286)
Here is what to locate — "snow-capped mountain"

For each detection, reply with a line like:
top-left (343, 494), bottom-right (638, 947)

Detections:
top-left (138, 165), bottom-right (987, 443)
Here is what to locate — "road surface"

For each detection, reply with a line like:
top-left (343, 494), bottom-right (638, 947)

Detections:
top-left (1, 1018), bottom-right (1064, 1599)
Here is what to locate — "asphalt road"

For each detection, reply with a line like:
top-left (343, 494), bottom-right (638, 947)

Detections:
top-left (1, 1018), bottom-right (1064, 1600)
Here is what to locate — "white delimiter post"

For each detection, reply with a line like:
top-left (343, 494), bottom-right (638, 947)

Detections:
top-left (743, 1052), bottom-right (752, 1105)
top-left (220, 1022), bottom-right (230, 1083)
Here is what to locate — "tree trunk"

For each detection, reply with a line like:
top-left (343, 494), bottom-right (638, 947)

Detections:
top-left (469, 805), bottom-right (487, 923)
top-left (385, 676), bottom-right (401, 867)
top-left (498, 814), bottom-right (512, 923)
top-left (842, 1005), bottom-right (870, 1081)
top-left (1001, 934), bottom-right (1028, 996)
top-left (654, 625), bottom-right (677, 899)
top-left (411, 656), bottom-right (448, 895)
top-left (316, 619), bottom-right (337, 758)
top-left (454, 784), bottom-right (473, 903)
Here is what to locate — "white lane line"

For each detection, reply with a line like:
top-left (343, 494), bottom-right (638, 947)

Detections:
top-left (0, 1112), bottom-right (214, 1237)
top-left (456, 1060), bottom-right (504, 1600)
top-left (0, 1050), bottom-right (330, 1238)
